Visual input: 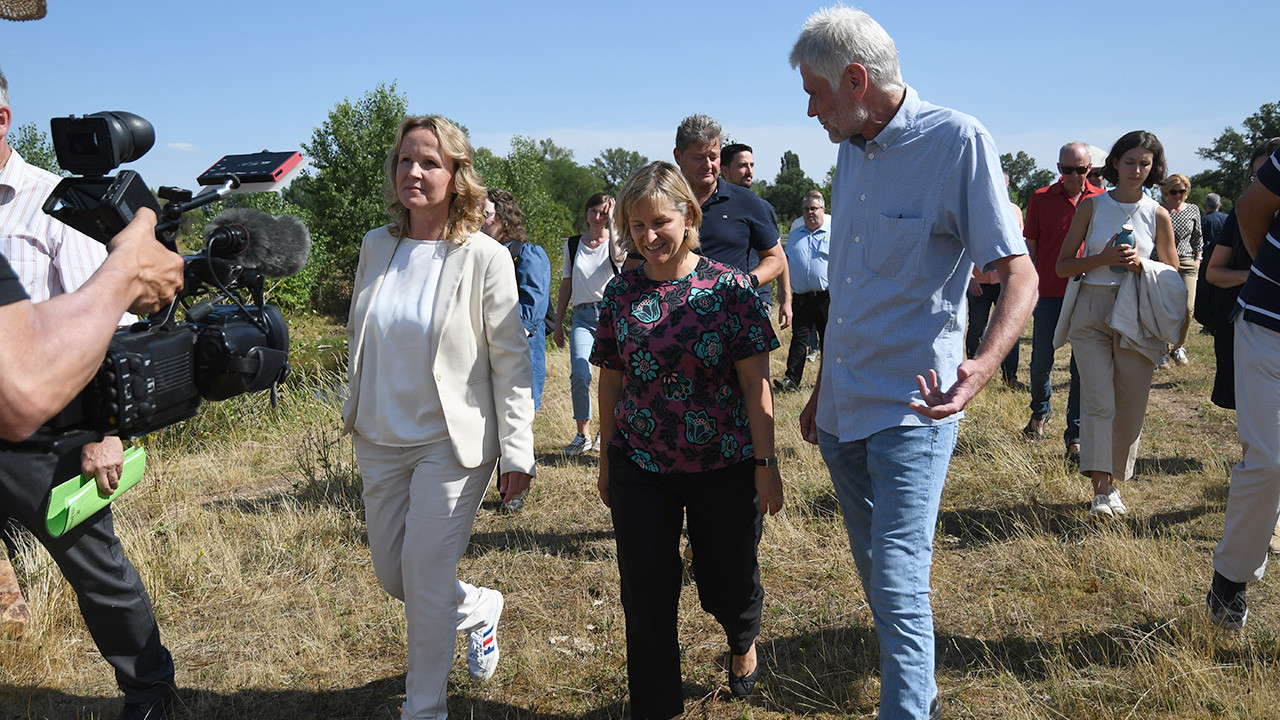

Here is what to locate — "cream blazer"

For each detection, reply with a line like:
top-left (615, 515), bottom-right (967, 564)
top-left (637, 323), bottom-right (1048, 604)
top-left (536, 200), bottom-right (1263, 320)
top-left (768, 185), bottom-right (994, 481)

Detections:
top-left (342, 226), bottom-right (536, 476)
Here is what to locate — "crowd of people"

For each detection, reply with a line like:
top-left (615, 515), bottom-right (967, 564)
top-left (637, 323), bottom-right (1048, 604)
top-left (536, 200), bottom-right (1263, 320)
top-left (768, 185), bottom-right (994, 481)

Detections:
top-left (2, 5), bottom-right (1280, 720)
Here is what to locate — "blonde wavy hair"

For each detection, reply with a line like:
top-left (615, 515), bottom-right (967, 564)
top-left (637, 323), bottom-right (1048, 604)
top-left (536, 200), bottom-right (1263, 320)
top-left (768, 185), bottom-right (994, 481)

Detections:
top-left (1161, 173), bottom-right (1190, 194)
top-left (383, 115), bottom-right (485, 244)
top-left (613, 161), bottom-right (702, 255)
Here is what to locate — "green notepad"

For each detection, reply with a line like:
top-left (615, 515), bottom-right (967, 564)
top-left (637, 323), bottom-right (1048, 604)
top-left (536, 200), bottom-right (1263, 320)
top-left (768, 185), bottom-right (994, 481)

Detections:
top-left (45, 446), bottom-right (147, 538)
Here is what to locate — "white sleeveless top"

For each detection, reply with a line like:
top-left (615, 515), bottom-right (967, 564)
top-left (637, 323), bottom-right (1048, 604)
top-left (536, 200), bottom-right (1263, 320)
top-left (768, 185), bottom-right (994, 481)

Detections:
top-left (1082, 191), bottom-right (1160, 286)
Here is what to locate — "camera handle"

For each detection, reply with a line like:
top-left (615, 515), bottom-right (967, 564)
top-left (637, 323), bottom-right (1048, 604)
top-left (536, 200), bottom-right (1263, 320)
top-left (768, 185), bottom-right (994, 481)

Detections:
top-left (154, 177), bottom-right (242, 250)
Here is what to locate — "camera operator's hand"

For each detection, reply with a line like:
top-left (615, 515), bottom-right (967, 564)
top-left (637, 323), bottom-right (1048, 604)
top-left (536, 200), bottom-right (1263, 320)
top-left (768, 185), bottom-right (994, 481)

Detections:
top-left (103, 208), bottom-right (185, 314)
top-left (0, 210), bottom-right (183, 441)
top-left (82, 437), bottom-right (125, 496)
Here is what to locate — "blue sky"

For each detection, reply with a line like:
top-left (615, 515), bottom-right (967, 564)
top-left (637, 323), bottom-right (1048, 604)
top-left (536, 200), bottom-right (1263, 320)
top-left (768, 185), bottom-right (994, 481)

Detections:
top-left (4, 1), bottom-right (1277, 195)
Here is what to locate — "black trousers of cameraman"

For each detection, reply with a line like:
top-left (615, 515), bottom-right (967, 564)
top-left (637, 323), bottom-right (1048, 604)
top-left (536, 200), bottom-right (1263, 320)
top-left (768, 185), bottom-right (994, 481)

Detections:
top-left (0, 449), bottom-right (174, 704)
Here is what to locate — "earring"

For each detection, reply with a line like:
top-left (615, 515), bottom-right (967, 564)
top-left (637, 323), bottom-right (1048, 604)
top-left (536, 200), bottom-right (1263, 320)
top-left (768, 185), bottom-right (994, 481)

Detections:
top-left (683, 229), bottom-right (689, 240)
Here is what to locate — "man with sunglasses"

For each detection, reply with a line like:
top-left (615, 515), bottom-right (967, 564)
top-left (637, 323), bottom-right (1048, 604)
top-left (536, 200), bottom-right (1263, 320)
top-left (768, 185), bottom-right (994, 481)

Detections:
top-left (1022, 142), bottom-right (1104, 459)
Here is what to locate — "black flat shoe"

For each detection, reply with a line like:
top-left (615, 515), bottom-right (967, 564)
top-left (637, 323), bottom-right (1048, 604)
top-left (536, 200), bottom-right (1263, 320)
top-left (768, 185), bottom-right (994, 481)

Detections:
top-left (728, 660), bottom-right (760, 698)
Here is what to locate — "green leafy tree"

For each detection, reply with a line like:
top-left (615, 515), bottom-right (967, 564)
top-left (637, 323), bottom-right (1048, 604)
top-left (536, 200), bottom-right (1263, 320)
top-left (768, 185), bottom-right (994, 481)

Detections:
top-left (9, 123), bottom-right (64, 176)
top-left (759, 150), bottom-right (817, 225)
top-left (1193, 101), bottom-right (1280, 206)
top-left (591, 148), bottom-right (648, 195)
top-left (298, 83), bottom-right (408, 314)
top-left (475, 136), bottom-right (574, 271)
top-left (1001, 150), bottom-right (1054, 208)
top-left (537, 140), bottom-right (604, 232)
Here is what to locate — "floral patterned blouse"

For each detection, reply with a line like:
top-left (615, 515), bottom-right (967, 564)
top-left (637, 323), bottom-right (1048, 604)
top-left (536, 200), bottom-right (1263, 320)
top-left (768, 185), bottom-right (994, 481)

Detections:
top-left (591, 256), bottom-right (779, 474)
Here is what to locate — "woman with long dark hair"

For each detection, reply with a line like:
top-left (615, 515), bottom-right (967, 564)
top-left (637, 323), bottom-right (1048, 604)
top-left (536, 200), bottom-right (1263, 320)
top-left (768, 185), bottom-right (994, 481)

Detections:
top-left (1055, 130), bottom-right (1179, 517)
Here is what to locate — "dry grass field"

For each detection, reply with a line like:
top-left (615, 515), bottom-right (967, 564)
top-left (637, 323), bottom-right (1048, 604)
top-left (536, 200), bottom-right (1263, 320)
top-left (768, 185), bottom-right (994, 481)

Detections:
top-left (1, 321), bottom-right (1276, 720)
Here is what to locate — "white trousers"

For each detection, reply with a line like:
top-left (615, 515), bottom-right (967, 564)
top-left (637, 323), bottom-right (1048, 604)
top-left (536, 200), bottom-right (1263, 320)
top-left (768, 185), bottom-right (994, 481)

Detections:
top-left (1215, 319), bottom-right (1280, 583)
top-left (353, 434), bottom-right (498, 720)
top-left (1067, 284), bottom-right (1157, 481)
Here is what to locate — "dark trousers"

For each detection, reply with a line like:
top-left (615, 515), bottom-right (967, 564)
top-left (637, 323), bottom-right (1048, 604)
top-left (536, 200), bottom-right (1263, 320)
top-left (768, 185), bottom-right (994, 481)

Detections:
top-left (785, 290), bottom-right (829, 386)
top-left (607, 447), bottom-right (763, 720)
top-left (0, 449), bottom-right (174, 703)
top-left (966, 283), bottom-right (1019, 383)
top-left (1029, 296), bottom-right (1082, 442)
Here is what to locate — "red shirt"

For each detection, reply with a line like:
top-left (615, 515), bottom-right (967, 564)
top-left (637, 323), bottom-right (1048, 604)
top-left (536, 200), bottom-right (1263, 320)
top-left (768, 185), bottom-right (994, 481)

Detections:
top-left (1024, 180), bottom-right (1104, 297)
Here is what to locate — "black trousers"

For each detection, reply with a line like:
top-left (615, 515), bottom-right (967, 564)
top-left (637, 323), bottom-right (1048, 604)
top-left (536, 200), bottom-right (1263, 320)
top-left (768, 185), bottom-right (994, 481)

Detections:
top-left (966, 283), bottom-right (1019, 382)
top-left (0, 449), bottom-right (174, 703)
top-left (607, 447), bottom-right (763, 720)
top-left (784, 290), bottom-right (829, 386)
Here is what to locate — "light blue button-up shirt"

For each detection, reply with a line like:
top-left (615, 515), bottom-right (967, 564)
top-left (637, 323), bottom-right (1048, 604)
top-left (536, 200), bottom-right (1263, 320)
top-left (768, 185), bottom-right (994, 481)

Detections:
top-left (817, 86), bottom-right (1027, 442)
top-left (786, 222), bottom-right (830, 294)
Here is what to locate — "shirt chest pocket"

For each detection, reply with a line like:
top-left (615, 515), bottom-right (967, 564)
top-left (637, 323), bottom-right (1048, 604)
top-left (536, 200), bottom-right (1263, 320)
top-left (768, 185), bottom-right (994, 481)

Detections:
top-left (863, 214), bottom-right (928, 281)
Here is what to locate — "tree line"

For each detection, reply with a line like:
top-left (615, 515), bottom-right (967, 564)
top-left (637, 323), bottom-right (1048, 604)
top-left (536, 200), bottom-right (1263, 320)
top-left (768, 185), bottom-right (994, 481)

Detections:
top-left (12, 84), bottom-right (1277, 317)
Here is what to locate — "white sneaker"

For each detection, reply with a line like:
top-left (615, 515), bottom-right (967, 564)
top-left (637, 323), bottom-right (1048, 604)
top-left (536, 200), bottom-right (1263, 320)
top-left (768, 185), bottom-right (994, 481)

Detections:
top-left (563, 433), bottom-right (590, 456)
top-left (1156, 354), bottom-right (1171, 370)
top-left (1172, 347), bottom-right (1190, 366)
top-left (1107, 488), bottom-right (1127, 516)
top-left (1089, 494), bottom-right (1114, 517)
top-left (467, 589), bottom-right (503, 682)
top-left (593, 434), bottom-right (600, 452)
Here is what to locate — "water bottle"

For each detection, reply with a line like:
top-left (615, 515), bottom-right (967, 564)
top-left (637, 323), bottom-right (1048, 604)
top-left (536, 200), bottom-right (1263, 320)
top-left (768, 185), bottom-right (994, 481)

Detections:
top-left (1110, 223), bottom-right (1134, 273)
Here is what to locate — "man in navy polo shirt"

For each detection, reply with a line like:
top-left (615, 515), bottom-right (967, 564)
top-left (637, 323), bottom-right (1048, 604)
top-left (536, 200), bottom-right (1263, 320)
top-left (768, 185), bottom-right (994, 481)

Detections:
top-left (1207, 146), bottom-right (1280, 630)
top-left (659, 115), bottom-right (786, 291)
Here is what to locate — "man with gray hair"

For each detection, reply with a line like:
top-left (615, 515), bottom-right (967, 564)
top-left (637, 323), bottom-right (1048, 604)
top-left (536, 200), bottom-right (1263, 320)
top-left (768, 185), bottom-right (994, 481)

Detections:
top-left (790, 8), bottom-right (1037, 719)
top-left (1022, 142), bottom-right (1103, 456)
top-left (1202, 192), bottom-right (1229, 257)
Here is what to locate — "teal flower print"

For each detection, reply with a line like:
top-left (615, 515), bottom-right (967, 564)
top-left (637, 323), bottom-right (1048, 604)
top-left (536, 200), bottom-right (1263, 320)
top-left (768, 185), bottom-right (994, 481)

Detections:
top-left (629, 349), bottom-right (659, 381)
top-left (694, 331), bottom-right (724, 368)
top-left (630, 408), bottom-right (656, 437)
top-left (632, 292), bottom-right (662, 324)
top-left (661, 373), bottom-right (693, 401)
top-left (688, 287), bottom-right (723, 316)
top-left (684, 410), bottom-right (717, 445)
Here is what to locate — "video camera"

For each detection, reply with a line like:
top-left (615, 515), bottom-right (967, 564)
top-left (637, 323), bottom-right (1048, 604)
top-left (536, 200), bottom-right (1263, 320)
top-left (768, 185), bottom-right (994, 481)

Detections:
top-left (21, 111), bottom-right (311, 453)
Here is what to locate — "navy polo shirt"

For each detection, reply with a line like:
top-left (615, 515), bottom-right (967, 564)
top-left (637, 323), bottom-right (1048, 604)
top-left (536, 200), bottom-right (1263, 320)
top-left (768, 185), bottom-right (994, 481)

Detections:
top-left (0, 255), bottom-right (28, 306)
top-left (1237, 148), bottom-right (1280, 333)
top-left (697, 180), bottom-right (779, 272)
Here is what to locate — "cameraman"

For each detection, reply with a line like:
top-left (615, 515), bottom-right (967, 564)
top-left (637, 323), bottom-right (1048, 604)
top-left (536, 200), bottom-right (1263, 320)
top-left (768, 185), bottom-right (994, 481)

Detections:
top-left (0, 68), bottom-right (184, 720)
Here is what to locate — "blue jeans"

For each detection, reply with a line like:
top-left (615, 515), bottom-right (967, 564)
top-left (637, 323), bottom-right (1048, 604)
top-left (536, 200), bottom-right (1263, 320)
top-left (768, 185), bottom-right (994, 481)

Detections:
top-left (818, 423), bottom-right (957, 720)
top-left (1029, 296), bottom-right (1081, 443)
top-left (570, 304), bottom-right (600, 421)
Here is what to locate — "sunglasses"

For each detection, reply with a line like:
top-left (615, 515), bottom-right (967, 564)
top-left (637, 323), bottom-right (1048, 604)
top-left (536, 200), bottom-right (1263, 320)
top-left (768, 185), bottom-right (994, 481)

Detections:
top-left (1167, 188), bottom-right (1188, 195)
top-left (1058, 165), bottom-right (1090, 175)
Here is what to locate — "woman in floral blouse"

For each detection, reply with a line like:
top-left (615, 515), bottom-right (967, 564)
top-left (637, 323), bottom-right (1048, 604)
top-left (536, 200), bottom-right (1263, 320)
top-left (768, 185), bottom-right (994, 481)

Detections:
top-left (591, 161), bottom-right (783, 720)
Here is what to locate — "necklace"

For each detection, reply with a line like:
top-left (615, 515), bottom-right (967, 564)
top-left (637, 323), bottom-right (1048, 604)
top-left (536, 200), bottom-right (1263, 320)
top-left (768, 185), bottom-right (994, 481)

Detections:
top-left (1109, 190), bottom-right (1143, 226)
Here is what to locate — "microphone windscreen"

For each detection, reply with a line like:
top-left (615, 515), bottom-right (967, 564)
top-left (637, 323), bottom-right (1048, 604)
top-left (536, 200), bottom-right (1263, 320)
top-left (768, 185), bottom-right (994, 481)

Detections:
top-left (205, 207), bottom-right (311, 277)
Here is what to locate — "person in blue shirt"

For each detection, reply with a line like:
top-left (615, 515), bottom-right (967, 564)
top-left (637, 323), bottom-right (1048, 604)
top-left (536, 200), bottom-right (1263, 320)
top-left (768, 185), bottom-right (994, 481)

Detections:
top-left (790, 8), bottom-right (1037, 719)
top-left (483, 189), bottom-right (549, 514)
top-left (483, 189), bottom-right (550, 411)
top-left (776, 190), bottom-right (829, 392)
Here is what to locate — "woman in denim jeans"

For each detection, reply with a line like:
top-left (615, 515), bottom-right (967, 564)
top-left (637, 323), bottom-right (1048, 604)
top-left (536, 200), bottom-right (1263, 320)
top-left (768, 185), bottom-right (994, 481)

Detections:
top-left (552, 193), bottom-right (625, 455)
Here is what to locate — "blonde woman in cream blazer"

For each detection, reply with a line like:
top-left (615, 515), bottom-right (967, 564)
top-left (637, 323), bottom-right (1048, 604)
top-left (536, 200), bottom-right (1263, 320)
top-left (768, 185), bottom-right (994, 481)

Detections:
top-left (341, 115), bottom-right (534, 720)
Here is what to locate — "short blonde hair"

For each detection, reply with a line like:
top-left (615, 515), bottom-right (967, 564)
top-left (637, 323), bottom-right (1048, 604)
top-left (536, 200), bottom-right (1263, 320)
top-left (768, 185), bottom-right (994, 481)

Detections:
top-left (613, 161), bottom-right (702, 255)
top-left (1161, 173), bottom-right (1190, 193)
top-left (383, 115), bottom-right (485, 244)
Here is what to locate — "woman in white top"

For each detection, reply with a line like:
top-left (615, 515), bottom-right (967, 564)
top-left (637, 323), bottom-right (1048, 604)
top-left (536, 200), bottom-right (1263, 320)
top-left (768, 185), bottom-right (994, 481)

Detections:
top-left (342, 115), bottom-right (535, 719)
top-left (1056, 130), bottom-right (1177, 518)
top-left (552, 192), bottom-right (627, 455)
